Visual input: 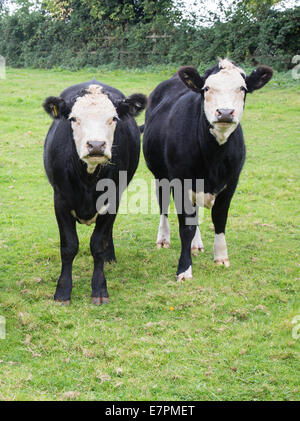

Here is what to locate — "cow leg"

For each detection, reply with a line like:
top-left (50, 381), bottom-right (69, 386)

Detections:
top-left (156, 179), bottom-right (171, 248)
top-left (211, 184), bottom-right (237, 267)
top-left (191, 226), bottom-right (204, 255)
top-left (104, 227), bottom-right (116, 263)
top-left (176, 212), bottom-right (197, 281)
top-left (90, 214), bottom-right (116, 305)
top-left (54, 196), bottom-right (79, 304)
top-left (173, 186), bottom-right (197, 280)
top-left (191, 207), bottom-right (204, 255)
top-left (156, 214), bottom-right (170, 249)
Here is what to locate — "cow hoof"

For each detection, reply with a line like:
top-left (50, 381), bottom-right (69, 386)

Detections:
top-left (191, 226), bottom-right (204, 255)
top-left (54, 299), bottom-right (71, 306)
top-left (176, 265), bottom-right (192, 282)
top-left (215, 258), bottom-right (230, 267)
top-left (191, 246), bottom-right (204, 256)
top-left (91, 297), bottom-right (109, 305)
top-left (157, 240), bottom-right (170, 249)
top-left (91, 297), bottom-right (101, 305)
top-left (102, 297), bottom-right (109, 304)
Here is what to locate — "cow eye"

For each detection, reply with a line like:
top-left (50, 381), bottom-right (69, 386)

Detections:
top-left (240, 86), bottom-right (247, 92)
top-left (70, 117), bottom-right (81, 125)
top-left (204, 87), bottom-right (210, 92)
top-left (108, 116), bottom-right (118, 125)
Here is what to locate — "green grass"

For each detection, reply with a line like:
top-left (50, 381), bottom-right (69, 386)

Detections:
top-left (0, 68), bottom-right (299, 401)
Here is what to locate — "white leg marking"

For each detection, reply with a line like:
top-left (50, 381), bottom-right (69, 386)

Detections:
top-left (191, 226), bottom-right (204, 256)
top-left (176, 265), bottom-right (192, 282)
top-left (214, 233), bottom-right (230, 267)
top-left (156, 215), bottom-right (170, 249)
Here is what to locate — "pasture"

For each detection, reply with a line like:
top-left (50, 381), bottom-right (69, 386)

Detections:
top-left (0, 67), bottom-right (299, 401)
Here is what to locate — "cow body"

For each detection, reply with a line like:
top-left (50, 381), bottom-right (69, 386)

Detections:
top-left (143, 59), bottom-right (272, 280)
top-left (43, 79), bottom-right (146, 304)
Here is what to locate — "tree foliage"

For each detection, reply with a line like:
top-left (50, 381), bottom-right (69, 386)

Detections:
top-left (0, 0), bottom-right (299, 70)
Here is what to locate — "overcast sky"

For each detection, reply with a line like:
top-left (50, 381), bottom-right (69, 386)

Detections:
top-left (6, 0), bottom-right (300, 17)
top-left (177, 0), bottom-right (299, 26)
top-left (179, 0), bottom-right (299, 8)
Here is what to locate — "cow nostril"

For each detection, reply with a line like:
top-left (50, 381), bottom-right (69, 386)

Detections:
top-left (216, 108), bottom-right (235, 123)
top-left (86, 141), bottom-right (106, 156)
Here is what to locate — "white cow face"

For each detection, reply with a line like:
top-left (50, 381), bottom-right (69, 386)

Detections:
top-left (202, 60), bottom-right (247, 144)
top-left (43, 85), bottom-right (147, 173)
top-left (178, 58), bottom-right (273, 145)
top-left (69, 85), bottom-right (117, 173)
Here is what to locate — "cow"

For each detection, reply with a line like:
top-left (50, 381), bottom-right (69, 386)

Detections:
top-left (143, 58), bottom-right (273, 281)
top-left (43, 80), bottom-right (147, 305)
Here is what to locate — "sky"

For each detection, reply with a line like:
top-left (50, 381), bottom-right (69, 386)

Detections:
top-left (177, 0), bottom-right (299, 26)
top-left (180, 0), bottom-right (300, 9)
top-left (6, 0), bottom-right (300, 18)
top-left (178, 0), bottom-right (300, 14)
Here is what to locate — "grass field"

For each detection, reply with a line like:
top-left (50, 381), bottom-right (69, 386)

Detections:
top-left (0, 67), bottom-right (299, 401)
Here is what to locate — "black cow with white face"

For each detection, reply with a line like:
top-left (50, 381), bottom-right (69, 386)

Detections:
top-left (143, 58), bottom-right (273, 281)
top-left (43, 80), bottom-right (146, 304)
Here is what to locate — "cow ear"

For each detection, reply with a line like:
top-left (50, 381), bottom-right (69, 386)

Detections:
top-left (245, 66), bottom-right (273, 93)
top-left (178, 66), bottom-right (204, 93)
top-left (43, 96), bottom-right (71, 119)
top-left (116, 94), bottom-right (147, 118)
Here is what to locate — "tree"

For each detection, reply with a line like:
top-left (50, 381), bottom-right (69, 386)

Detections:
top-left (42, 0), bottom-right (181, 25)
top-left (42, 0), bottom-right (73, 19)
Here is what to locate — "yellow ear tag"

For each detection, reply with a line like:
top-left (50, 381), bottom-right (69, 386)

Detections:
top-left (53, 105), bottom-right (58, 117)
top-left (188, 79), bottom-right (197, 89)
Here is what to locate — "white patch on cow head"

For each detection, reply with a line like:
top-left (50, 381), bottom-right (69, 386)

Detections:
top-left (204, 58), bottom-right (247, 145)
top-left (69, 85), bottom-right (118, 173)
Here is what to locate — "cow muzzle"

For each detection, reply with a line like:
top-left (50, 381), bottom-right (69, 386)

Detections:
top-left (87, 141), bottom-right (106, 157)
top-left (215, 108), bottom-right (235, 123)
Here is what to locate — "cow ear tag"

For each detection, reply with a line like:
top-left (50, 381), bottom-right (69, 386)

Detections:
top-left (52, 105), bottom-right (58, 117)
top-left (187, 79), bottom-right (197, 90)
top-left (181, 72), bottom-right (194, 88)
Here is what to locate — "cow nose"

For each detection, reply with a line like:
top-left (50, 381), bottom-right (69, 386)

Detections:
top-left (87, 141), bottom-right (106, 156)
top-left (216, 109), bottom-right (235, 123)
